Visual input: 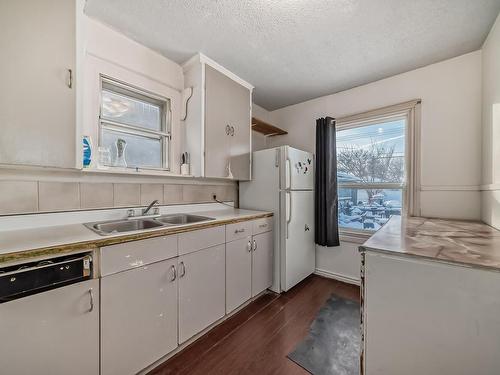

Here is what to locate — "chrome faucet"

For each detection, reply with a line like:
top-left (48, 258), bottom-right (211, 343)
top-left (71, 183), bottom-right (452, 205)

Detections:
top-left (142, 199), bottom-right (159, 216)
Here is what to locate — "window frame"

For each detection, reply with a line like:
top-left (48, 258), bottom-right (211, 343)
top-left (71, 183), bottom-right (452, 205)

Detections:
top-left (335, 100), bottom-right (421, 242)
top-left (98, 75), bottom-right (172, 171)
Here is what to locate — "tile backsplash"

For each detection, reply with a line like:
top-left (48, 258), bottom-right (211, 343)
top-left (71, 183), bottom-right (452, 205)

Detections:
top-left (0, 180), bottom-right (237, 215)
top-left (0, 181), bottom-right (38, 214)
top-left (39, 182), bottom-right (81, 211)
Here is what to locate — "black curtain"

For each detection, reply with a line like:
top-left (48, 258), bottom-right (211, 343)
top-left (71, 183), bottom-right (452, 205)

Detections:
top-left (315, 117), bottom-right (340, 247)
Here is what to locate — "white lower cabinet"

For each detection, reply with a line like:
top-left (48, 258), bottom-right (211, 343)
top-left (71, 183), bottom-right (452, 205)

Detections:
top-left (96, 219), bottom-right (272, 373)
top-left (0, 279), bottom-right (99, 375)
top-left (0, 218), bottom-right (273, 375)
top-left (178, 244), bottom-right (226, 343)
top-left (252, 231), bottom-right (274, 297)
top-left (226, 222), bottom-right (274, 314)
top-left (226, 237), bottom-right (253, 313)
top-left (100, 258), bottom-right (178, 375)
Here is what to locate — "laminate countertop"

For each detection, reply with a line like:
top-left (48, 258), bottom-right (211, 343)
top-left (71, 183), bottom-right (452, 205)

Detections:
top-left (0, 208), bottom-right (273, 265)
top-left (360, 215), bottom-right (500, 271)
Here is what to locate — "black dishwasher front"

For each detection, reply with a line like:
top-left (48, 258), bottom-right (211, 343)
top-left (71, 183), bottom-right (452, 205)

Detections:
top-left (0, 253), bottom-right (93, 303)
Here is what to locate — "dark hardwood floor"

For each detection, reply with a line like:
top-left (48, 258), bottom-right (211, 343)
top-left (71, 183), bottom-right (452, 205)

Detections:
top-left (149, 275), bottom-right (360, 375)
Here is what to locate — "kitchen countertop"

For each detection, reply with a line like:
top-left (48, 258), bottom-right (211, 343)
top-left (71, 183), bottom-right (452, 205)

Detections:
top-left (360, 215), bottom-right (500, 271)
top-left (0, 208), bottom-right (273, 265)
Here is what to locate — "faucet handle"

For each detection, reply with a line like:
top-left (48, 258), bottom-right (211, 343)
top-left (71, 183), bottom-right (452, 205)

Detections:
top-left (153, 207), bottom-right (160, 215)
top-left (127, 209), bottom-right (135, 218)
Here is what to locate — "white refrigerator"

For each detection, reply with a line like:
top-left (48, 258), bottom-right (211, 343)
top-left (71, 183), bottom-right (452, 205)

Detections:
top-left (240, 146), bottom-right (315, 293)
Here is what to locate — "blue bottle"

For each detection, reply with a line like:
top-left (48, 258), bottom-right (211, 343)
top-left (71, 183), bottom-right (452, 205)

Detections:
top-left (83, 136), bottom-right (92, 168)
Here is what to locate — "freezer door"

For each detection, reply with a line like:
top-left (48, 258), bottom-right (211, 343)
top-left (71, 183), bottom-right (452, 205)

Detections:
top-left (282, 146), bottom-right (314, 190)
top-left (281, 190), bottom-right (315, 291)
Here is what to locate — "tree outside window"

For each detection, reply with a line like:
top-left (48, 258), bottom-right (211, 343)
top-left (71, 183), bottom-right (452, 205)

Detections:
top-left (336, 119), bottom-right (406, 232)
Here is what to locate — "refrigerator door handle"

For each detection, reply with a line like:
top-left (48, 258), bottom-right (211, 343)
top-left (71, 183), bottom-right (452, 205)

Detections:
top-left (285, 159), bottom-right (291, 190)
top-left (286, 191), bottom-right (291, 239)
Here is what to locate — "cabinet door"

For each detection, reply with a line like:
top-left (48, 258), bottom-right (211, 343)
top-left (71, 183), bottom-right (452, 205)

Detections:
top-left (205, 65), bottom-right (232, 178)
top-left (226, 237), bottom-right (252, 314)
top-left (0, 0), bottom-right (76, 168)
top-left (0, 279), bottom-right (99, 375)
top-left (205, 65), bottom-right (251, 179)
top-left (227, 81), bottom-right (251, 180)
top-left (101, 259), bottom-right (178, 375)
top-left (178, 244), bottom-right (226, 343)
top-left (252, 231), bottom-right (274, 297)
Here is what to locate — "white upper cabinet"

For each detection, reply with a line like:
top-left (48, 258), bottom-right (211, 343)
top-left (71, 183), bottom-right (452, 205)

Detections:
top-left (183, 54), bottom-right (253, 180)
top-left (205, 65), bottom-right (252, 180)
top-left (0, 0), bottom-right (80, 168)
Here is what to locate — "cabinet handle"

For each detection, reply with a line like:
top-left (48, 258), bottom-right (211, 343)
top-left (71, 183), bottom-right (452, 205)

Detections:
top-left (253, 240), bottom-right (257, 251)
top-left (247, 241), bottom-right (252, 252)
top-left (67, 69), bottom-right (73, 89)
top-left (234, 228), bottom-right (245, 234)
top-left (88, 288), bottom-right (94, 313)
top-left (225, 124), bottom-right (231, 135)
top-left (259, 224), bottom-right (268, 228)
top-left (179, 262), bottom-right (186, 278)
top-left (169, 265), bottom-right (176, 282)
top-left (230, 126), bottom-right (235, 136)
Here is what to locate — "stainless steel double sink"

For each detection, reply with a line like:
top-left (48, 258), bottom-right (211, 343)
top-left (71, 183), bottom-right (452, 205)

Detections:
top-left (84, 214), bottom-right (215, 236)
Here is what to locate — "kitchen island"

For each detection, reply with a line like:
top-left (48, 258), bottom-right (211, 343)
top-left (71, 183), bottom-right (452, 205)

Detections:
top-left (360, 215), bottom-right (500, 375)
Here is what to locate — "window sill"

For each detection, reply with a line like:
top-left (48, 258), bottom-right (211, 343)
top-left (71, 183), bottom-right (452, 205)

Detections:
top-left (339, 230), bottom-right (373, 244)
top-left (81, 166), bottom-right (196, 179)
top-left (81, 166), bottom-right (244, 181)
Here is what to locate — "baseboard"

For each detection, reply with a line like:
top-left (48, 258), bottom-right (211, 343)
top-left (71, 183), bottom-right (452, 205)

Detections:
top-left (314, 268), bottom-right (360, 286)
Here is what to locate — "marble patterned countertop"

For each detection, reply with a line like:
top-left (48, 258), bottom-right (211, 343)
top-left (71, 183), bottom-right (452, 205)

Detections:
top-left (0, 208), bottom-right (272, 265)
top-left (360, 215), bottom-right (500, 271)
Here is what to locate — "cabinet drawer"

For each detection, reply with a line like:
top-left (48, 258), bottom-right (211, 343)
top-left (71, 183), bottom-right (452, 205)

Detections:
top-left (100, 235), bottom-right (178, 276)
top-left (226, 221), bottom-right (253, 242)
top-left (252, 217), bottom-right (273, 235)
top-left (178, 226), bottom-right (225, 256)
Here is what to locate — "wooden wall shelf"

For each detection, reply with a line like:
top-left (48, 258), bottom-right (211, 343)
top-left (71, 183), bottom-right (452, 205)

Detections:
top-left (251, 117), bottom-right (287, 137)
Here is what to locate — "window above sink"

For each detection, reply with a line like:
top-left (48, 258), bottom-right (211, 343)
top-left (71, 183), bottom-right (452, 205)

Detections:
top-left (98, 77), bottom-right (172, 171)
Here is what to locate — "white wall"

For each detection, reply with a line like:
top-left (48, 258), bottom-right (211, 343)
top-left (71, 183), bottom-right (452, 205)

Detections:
top-left (81, 16), bottom-right (184, 173)
top-left (481, 14), bottom-right (500, 230)
top-left (253, 103), bottom-right (272, 123)
top-left (265, 51), bottom-right (483, 282)
top-left (315, 243), bottom-right (361, 285)
top-left (252, 132), bottom-right (267, 152)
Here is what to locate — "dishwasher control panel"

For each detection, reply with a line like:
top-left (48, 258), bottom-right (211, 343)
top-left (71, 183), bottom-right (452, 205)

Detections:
top-left (0, 253), bottom-right (93, 303)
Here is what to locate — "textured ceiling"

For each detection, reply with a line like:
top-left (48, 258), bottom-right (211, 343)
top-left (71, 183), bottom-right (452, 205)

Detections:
top-left (84, 0), bottom-right (500, 110)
